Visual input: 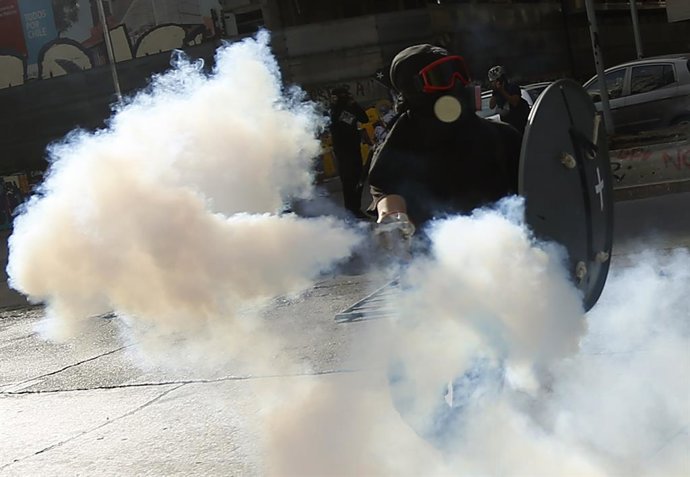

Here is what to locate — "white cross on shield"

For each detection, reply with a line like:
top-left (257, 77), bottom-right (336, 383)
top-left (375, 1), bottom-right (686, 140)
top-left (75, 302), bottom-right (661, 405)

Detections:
top-left (595, 167), bottom-right (604, 211)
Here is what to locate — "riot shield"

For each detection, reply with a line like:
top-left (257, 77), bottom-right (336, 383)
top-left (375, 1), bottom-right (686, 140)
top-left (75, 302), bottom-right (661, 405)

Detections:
top-left (519, 79), bottom-right (614, 311)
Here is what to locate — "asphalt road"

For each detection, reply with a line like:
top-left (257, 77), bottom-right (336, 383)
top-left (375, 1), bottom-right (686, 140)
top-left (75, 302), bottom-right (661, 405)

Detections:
top-left (1, 191), bottom-right (689, 476)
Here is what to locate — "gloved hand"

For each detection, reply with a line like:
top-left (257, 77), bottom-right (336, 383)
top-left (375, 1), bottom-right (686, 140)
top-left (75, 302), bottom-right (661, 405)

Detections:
top-left (374, 212), bottom-right (416, 259)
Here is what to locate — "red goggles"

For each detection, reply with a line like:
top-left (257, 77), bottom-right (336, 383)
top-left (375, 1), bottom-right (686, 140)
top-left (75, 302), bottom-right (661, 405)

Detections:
top-left (416, 55), bottom-right (472, 93)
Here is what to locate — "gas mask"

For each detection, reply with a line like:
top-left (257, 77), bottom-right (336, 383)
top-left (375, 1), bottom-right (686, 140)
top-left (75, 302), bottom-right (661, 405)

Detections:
top-left (403, 55), bottom-right (476, 123)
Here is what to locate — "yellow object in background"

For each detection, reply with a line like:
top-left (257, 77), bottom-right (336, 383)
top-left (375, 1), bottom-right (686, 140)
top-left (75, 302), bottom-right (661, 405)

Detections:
top-left (319, 133), bottom-right (337, 179)
top-left (359, 107), bottom-right (379, 164)
top-left (318, 104), bottom-right (388, 180)
top-left (322, 145), bottom-right (336, 177)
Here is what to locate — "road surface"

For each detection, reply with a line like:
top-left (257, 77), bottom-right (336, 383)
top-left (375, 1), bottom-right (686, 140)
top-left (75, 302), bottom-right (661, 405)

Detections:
top-left (1, 191), bottom-right (689, 476)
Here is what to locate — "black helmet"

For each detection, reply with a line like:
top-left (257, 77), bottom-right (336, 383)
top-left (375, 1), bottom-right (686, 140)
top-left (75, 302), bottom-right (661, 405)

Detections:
top-left (390, 44), bottom-right (449, 97)
top-left (388, 44), bottom-right (476, 123)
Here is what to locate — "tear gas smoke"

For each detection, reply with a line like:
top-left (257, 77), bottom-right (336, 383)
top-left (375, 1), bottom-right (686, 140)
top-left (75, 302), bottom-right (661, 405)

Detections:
top-left (7, 32), bottom-right (361, 350)
top-left (264, 199), bottom-right (689, 476)
top-left (7, 30), bottom-right (687, 476)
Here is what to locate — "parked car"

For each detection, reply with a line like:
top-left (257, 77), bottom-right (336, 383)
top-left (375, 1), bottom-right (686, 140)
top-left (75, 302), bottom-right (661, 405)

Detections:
top-left (476, 82), bottom-right (552, 120)
top-left (521, 81), bottom-right (553, 104)
top-left (583, 53), bottom-right (690, 133)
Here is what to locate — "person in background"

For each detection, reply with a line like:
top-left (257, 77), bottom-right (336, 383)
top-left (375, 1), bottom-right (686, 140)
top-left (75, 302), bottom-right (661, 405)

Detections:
top-left (487, 65), bottom-right (530, 134)
top-left (367, 45), bottom-right (522, 249)
top-left (329, 87), bottom-right (370, 219)
top-left (378, 103), bottom-right (398, 132)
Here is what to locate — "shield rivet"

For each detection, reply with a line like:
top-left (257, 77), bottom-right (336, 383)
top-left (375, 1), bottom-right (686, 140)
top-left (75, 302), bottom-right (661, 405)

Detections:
top-left (560, 152), bottom-right (576, 169)
top-left (575, 261), bottom-right (587, 282)
top-left (596, 251), bottom-right (610, 263)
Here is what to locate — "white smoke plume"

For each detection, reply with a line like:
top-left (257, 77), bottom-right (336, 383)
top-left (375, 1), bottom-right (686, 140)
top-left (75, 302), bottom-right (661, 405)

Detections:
top-left (546, 248), bottom-right (690, 476)
top-left (6, 28), bottom-right (688, 476)
top-left (6, 32), bottom-right (361, 348)
top-left (264, 199), bottom-right (689, 476)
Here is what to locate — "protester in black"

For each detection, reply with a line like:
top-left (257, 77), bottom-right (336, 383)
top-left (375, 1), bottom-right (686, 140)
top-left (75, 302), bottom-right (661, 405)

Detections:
top-left (488, 65), bottom-right (530, 134)
top-left (329, 88), bottom-right (370, 218)
top-left (367, 45), bottom-right (522, 236)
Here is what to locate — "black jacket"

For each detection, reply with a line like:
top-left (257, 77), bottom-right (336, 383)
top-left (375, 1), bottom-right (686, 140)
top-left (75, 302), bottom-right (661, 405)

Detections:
top-left (492, 82), bottom-right (530, 134)
top-left (368, 112), bottom-right (521, 227)
top-left (330, 99), bottom-right (369, 153)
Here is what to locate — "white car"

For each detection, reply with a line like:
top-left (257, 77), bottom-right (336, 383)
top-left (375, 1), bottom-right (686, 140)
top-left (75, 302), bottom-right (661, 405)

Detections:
top-left (583, 54), bottom-right (690, 133)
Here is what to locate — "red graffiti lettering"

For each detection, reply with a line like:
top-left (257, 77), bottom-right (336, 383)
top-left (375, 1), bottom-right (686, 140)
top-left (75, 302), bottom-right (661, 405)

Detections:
top-left (662, 151), bottom-right (680, 170)
top-left (614, 148), bottom-right (653, 161)
top-left (662, 148), bottom-right (690, 169)
top-left (614, 149), bottom-right (631, 160)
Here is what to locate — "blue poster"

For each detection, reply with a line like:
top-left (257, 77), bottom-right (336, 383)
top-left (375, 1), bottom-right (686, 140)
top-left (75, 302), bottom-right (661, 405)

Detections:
top-left (18, 0), bottom-right (57, 65)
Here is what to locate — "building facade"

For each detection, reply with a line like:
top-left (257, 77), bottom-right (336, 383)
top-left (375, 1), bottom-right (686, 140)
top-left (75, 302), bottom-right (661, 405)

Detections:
top-left (0, 0), bottom-right (688, 174)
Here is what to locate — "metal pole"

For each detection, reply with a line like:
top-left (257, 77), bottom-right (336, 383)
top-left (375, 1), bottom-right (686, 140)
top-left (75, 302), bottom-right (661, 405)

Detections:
top-left (630, 0), bottom-right (643, 59)
top-left (95, 0), bottom-right (122, 101)
top-left (584, 0), bottom-right (614, 135)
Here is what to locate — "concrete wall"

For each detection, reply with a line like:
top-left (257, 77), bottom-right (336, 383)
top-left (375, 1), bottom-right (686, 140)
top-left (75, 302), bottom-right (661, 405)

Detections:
top-left (565, 6), bottom-right (690, 82)
top-left (272, 3), bottom-right (690, 105)
top-left (611, 135), bottom-right (690, 199)
top-left (0, 41), bottom-right (217, 174)
top-left (2, 2), bottom-right (689, 173)
top-left (272, 4), bottom-right (573, 105)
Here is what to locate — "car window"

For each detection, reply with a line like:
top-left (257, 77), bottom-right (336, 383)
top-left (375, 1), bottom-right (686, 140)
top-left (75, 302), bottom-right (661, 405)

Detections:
top-left (527, 86), bottom-right (547, 103)
top-left (586, 69), bottom-right (626, 101)
top-left (477, 95), bottom-right (494, 118)
top-left (630, 64), bottom-right (675, 94)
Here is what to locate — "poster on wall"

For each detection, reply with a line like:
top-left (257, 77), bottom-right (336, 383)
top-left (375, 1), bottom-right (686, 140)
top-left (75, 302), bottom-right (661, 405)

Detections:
top-left (0, 0), bottom-right (26, 55)
top-left (18, 0), bottom-right (58, 65)
top-left (0, 0), bottom-right (221, 86)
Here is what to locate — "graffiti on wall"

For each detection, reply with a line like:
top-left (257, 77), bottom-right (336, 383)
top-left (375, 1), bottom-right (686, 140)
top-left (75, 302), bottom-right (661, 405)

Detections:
top-left (610, 143), bottom-right (690, 187)
top-left (307, 77), bottom-right (391, 105)
top-left (662, 147), bottom-right (690, 170)
top-left (0, 50), bottom-right (25, 88)
top-left (0, 0), bottom-right (219, 89)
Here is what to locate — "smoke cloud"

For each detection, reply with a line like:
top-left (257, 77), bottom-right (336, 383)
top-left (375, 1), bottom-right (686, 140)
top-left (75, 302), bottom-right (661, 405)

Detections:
top-left (6, 30), bottom-right (687, 477)
top-left (264, 199), bottom-right (689, 476)
top-left (7, 32), bottom-right (361, 349)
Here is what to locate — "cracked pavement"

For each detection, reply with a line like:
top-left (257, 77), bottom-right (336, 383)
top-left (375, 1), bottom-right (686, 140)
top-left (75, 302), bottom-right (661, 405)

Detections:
top-left (0, 271), bottom-right (389, 476)
top-left (1, 192), bottom-right (689, 475)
